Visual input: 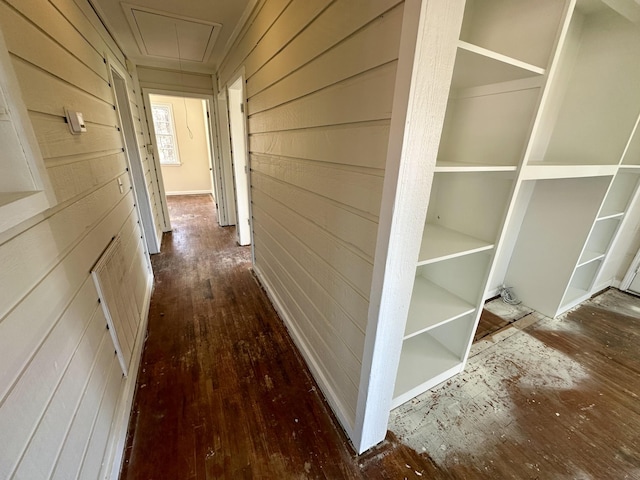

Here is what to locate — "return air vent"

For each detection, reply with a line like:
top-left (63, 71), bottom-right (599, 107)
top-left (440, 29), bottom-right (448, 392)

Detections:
top-left (122, 3), bottom-right (222, 63)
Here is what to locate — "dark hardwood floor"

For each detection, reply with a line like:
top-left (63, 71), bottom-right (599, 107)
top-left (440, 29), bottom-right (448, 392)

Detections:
top-left (120, 195), bottom-right (640, 479)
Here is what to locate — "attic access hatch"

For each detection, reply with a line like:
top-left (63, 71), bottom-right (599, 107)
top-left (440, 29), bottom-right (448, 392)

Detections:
top-left (122, 3), bottom-right (221, 63)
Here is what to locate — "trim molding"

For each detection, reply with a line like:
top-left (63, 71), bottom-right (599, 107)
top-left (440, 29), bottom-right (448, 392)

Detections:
top-left (165, 190), bottom-right (213, 196)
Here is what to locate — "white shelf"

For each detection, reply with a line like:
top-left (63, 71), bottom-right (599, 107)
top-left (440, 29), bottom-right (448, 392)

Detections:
top-left (521, 163), bottom-right (618, 180)
top-left (417, 224), bottom-right (494, 265)
top-left (597, 211), bottom-right (624, 221)
top-left (577, 250), bottom-right (605, 267)
top-left (561, 286), bottom-right (589, 309)
top-left (435, 161), bottom-right (518, 173)
top-left (404, 277), bottom-right (475, 340)
top-left (452, 41), bottom-right (545, 90)
top-left (392, 333), bottom-right (464, 406)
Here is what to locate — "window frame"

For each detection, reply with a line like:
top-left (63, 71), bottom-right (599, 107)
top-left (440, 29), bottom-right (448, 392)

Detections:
top-left (150, 102), bottom-right (181, 166)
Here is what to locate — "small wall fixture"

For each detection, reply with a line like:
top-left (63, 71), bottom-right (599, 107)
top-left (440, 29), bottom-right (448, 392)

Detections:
top-left (65, 108), bottom-right (86, 134)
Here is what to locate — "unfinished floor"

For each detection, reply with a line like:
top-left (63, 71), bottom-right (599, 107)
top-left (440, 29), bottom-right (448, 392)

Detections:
top-left (120, 195), bottom-right (640, 479)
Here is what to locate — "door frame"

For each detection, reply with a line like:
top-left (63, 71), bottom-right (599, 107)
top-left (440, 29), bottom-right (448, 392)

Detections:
top-left (225, 68), bottom-right (253, 248)
top-left (142, 88), bottom-right (225, 230)
top-left (107, 57), bottom-right (159, 257)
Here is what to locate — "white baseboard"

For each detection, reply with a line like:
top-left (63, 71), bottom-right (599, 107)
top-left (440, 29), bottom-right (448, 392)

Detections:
top-left (252, 264), bottom-right (356, 444)
top-left (165, 190), bottom-right (212, 196)
top-left (104, 271), bottom-right (154, 480)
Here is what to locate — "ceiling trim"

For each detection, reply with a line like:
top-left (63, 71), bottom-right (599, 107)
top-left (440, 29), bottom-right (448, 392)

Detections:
top-left (219, 0), bottom-right (260, 65)
top-left (121, 3), bottom-right (222, 63)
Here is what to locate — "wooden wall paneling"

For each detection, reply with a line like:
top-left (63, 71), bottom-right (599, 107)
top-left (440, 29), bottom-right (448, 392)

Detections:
top-left (251, 190), bottom-right (374, 296)
top-left (9, 305), bottom-right (105, 479)
top-left (241, 0), bottom-right (332, 81)
top-left (31, 113), bottom-right (122, 159)
top-left (0, 4), bottom-right (112, 103)
top-left (251, 154), bottom-right (384, 217)
top-left (255, 227), bottom-right (366, 373)
top-left (252, 212), bottom-right (369, 327)
top-left (217, 0), bottom-right (292, 86)
top-left (49, 329), bottom-right (115, 480)
top-left (46, 151), bottom-right (128, 204)
top-left (245, 0), bottom-right (403, 96)
top-left (50, 0), bottom-right (126, 68)
top-left (0, 172), bottom-right (130, 322)
top-left (248, 62), bottom-right (397, 133)
top-left (249, 121), bottom-right (391, 170)
top-left (4, 0), bottom-right (108, 81)
top-left (253, 245), bottom-right (359, 425)
top-left (78, 354), bottom-right (123, 479)
top-left (0, 294), bottom-right (105, 479)
top-left (252, 172), bottom-right (378, 259)
top-left (248, 4), bottom-right (404, 115)
top-left (0, 193), bottom-right (135, 402)
top-left (12, 59), bottom-right (117, 126)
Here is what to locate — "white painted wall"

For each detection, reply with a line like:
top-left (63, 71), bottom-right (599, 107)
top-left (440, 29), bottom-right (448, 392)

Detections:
top-left (217, 0), bottom-right (405, 444)
top-left (152, 95), bottom-right (213, 195)
top-left (0, 0), bottom-right (152, 478)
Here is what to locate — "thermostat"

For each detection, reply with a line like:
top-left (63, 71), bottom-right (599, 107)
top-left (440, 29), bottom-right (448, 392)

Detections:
top-left (65, 109), bottom-right (86, 134)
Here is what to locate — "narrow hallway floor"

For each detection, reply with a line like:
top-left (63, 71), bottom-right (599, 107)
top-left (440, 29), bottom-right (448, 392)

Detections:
top-left (120, 195), bottom-right (640, 480)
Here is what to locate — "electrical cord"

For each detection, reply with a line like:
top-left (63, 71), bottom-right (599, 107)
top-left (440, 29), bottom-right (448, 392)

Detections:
top-left (500, 284), bottom-right (521, 305)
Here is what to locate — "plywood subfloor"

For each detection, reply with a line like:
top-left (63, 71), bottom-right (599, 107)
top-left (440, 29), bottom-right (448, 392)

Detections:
top-left (121, 195), bottom-right (640, 479)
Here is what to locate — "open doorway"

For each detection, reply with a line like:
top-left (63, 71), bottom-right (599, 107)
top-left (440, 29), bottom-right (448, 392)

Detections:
top-left (145, 92), bottom-right (224, 227)
top-left (226, 75), bottom-right (252, 247)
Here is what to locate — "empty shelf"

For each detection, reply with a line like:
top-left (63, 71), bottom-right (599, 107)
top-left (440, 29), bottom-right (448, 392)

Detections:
top-left (452, 41), bottom-right (545, 90)
top-left (404, 277), bottom-right (476, 339)
top-left (418, 224), bottom-right (493, 265)
top-left (392, 334), bottom-right (463, 407)
top-left (577, 250), bottom-right (605, 267)
top-left (435, 161), bottom-right (518, 172)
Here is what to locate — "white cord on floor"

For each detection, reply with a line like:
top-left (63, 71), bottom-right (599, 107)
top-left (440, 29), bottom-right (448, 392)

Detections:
top-left (500, 284), bottom-right (521, 305)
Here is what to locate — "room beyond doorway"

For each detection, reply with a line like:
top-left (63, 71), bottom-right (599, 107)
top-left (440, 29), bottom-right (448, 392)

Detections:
top-left (148, 93), bottom-right (216, 223)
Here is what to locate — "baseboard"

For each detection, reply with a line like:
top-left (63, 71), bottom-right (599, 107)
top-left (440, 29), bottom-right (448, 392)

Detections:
top-left (252, 264), bottom-right (356, 444)
top-left (104, 271), bottom-right (154, 480)
top-left (165, 190), bottom-right (212, 196)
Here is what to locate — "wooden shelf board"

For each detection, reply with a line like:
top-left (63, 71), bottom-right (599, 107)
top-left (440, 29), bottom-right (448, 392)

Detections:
top-left (452, 41), bottom-right (545, 90)
top-left (435, 161), bottom-right (518, 172)
top-left (404, 277), bottom-right (476, 340)
top-left (521, 163), bottom-right (618, 180)
top-left (597, 210), bottom-right (624, 221)
top-left (577, 250), bottom-right (605, 267)
top-left (619, 164), bottom-right (640, 170)
top-left (392, 333), bottom-right (464, 405)
top-left (418, 224), bottom-right (494, 265)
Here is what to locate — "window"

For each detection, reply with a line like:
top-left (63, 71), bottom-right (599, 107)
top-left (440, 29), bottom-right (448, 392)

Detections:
top-left (151, 103), bottom-right (180, 165)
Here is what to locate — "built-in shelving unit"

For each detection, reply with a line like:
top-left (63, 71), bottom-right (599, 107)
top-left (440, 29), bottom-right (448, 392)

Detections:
top-left (391, 0), bottom-right (565, 408)
top-left (387, 0), bottom-right (640, 419)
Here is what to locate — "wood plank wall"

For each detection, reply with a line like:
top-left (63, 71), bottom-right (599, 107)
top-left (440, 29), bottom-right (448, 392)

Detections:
top-left (216, 0), bottom-right (405, 430)
top-left (0, 0), bottom-right (152, 478)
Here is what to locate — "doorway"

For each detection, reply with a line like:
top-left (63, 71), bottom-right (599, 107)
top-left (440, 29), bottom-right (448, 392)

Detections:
top-left (144, 91), bottom-right (225, 227)
top-left (110, 63), bottom-right (159, 256)
top-left (226, 75), bottom-right (252, 246)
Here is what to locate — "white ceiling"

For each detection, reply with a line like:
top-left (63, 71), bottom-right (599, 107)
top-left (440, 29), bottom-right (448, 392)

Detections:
top-left (90, 0), bottom-right (254, 73)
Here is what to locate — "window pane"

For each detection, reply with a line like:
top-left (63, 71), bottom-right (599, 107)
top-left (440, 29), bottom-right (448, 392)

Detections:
top-left (151, 103), bottom-right (180, 165)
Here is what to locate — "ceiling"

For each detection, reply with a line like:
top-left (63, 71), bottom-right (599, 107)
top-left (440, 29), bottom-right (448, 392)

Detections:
top-left (90, 0), bottom-right (254, 73)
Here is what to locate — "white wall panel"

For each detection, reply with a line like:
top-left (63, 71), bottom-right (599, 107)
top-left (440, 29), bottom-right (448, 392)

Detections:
top-left (216, 0), bottom-right (404, 431)
top-left (0, 0), bottom-right (152, 478)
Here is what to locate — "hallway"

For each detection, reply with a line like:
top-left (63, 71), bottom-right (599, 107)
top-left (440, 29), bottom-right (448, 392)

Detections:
top-left (120, 195), bottom-right (640, 480)
top-left (119, 195), bottom-right (423, 479)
